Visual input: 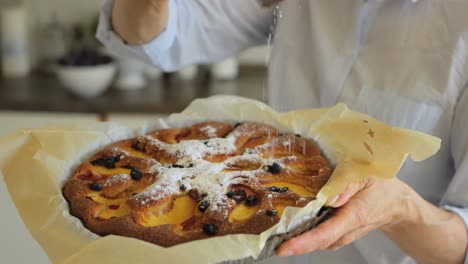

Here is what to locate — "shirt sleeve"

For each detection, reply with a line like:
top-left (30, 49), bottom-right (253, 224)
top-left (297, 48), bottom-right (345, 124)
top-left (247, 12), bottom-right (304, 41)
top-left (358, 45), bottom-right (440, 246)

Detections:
top-left (96, 0), bottom-right (273, 72)
top-left (442, 86), bottom-right (468, 264)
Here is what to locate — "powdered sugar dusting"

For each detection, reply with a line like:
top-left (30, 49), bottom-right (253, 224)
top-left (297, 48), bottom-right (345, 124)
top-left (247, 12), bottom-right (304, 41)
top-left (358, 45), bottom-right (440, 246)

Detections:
top-left (127, 125), bottom-right (307, 214)
top-left (134, 155), bottom-right (269, 211)
top-left (200, 125), bottom-right (218, 138)
top-left (105, 174), bottom-right (131, 187)
top-left (131, 138), bottom-right (294, 212)
top-left (143, 135), bottom-right (237, 166)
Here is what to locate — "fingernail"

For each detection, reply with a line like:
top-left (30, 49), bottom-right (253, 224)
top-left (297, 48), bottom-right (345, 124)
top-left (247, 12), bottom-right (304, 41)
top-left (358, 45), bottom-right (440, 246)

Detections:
top-left (327, 195), bottom-right (339, 206)
top-left (277, 249), bottom-right (294, 257)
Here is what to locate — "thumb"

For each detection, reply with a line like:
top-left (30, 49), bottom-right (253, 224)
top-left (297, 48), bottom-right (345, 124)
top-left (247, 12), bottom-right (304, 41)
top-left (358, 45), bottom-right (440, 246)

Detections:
top-left (325, 180), bottom-right (371, 208)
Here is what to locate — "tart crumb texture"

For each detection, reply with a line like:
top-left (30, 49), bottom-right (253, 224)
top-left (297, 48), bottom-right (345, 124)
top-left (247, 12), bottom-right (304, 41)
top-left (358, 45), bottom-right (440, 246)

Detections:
top-left (63, 121), bottom-right (332, 247)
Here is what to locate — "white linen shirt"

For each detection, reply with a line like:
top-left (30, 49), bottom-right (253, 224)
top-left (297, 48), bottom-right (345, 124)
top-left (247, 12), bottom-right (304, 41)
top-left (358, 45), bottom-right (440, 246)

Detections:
top-left (97, 0), bottom-right (468, 263)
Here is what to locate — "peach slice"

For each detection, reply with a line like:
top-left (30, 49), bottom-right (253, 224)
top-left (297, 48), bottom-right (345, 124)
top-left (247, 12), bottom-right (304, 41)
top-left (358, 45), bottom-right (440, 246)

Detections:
top-left (98, 203), bottom-right (132, 219)
top-left (138, 196), bottom-right (197, 227)
top-left (273, 201), bottom-right (297, 217)
top-left (88, 194), bottom-right (128, 205)
top-left (226, 185), bottom-right (260, 222)
top-left (93, 166), bottom-right (131, 176)
top-left (123, 147), bottom-right (151, 159)
top-left (228, 203), bottom-right (260, 223)
top-left (262, 182), bottom-right (314, 197)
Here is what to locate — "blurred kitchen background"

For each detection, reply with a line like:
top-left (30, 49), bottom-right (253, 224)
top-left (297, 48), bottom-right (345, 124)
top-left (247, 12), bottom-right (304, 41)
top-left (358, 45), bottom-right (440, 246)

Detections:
top-left (0, 0), bottom-right (270, 136)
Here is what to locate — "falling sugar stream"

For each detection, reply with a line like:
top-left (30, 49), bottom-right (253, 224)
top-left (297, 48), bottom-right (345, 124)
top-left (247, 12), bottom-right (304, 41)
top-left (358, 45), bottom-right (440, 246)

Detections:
top-left (263, 4), bottom-right (283, 103)
top-left (264, 4), bottom-right (283, 151)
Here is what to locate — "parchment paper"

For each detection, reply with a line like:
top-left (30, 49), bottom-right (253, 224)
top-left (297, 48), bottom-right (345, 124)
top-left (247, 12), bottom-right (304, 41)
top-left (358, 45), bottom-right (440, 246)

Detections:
top-left (0, 95), bottom-right (440, 264)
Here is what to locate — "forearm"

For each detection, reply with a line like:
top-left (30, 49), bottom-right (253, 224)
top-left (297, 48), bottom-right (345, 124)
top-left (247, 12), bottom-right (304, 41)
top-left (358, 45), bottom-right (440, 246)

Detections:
top-left (382, 189), bottom-right (467, 264)
top-left (111, 0), bottom-right (169, 45)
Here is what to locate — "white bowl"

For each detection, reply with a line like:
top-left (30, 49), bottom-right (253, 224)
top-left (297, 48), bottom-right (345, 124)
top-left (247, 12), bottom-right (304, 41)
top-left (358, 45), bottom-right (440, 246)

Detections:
top-left (56, 63), bottom-right (117, 98)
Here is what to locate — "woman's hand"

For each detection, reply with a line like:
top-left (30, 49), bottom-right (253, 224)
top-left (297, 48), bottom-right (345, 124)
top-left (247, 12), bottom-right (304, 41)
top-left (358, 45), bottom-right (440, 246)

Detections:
top-left (276, 178), bottom-right (467, 264)
top-left (276, 178), bottom-right (413, 256)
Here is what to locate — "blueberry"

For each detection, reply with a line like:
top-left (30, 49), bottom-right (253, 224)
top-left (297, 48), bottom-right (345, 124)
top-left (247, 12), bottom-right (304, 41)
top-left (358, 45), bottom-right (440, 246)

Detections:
top-left (279, 187), bottom-right (289, 193)
top-left (295, 134), bottom-right (302, 138)
top-left (91, 156), bottom-right (119, 169)
top-left (89, 182), bottom-right (103, 191)
top-left (188, 163), bottom-right (194, 168)
top-left (245, 196), bottom-right (258, 206)
top-left (90, 158), bottom-right (102, 166)
top-left (226, 190), bottom-right (236, 198)
top-left (202, 223), bottom-right (218, 236)
top-left (198, 200), bottom-right (210, 212)
top-left (179, 184), bottom-right (187, 191)
top-left (266, 209), bottom-right (278, 217)
top-left (130, 167), bottom-right (142, 181)
top-left (266, 163), bottom-right (282, 175)
top-left (269, 186), bottom-right (280, 193)
top-left (172, 164), bottom-right (184, 168)
top-left (227, 189), bottom-right (246, 203)
top-left (234, 123), bottom-right (241, 128)
top-left (104, 157), bottom-right (117, 168)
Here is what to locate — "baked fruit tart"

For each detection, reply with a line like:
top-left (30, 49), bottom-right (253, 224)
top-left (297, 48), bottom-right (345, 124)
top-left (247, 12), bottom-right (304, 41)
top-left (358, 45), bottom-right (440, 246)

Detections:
top-left (63, 121), bottom-right (332, 247)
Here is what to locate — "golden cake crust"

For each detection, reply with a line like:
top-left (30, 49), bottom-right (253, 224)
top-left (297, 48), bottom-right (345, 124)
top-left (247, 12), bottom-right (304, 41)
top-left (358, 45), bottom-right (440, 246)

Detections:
top-left (63, 122), bottom-right (332, 247)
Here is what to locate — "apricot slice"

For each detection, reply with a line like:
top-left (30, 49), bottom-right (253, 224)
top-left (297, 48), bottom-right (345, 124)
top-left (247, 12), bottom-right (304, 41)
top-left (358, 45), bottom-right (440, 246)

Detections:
top-left (123, 147), bottom-right (151, 159)
top-left (273, 201), bottom-right (297, 217)
top-left (98, 203), bottom-right (132, 219)
top-left (138, 196), bottom-right (197, 227)
top-left (228, 203), bottom-right (260, 223)
top-left (88, 195), bottom-right (128, 205)
top-left (93, 166), bottom-right (131, 176)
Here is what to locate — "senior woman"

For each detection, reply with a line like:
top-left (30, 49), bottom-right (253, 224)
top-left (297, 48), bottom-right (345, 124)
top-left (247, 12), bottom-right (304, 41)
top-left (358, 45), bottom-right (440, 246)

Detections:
top-left (97, 1), bottom-right (468, 263)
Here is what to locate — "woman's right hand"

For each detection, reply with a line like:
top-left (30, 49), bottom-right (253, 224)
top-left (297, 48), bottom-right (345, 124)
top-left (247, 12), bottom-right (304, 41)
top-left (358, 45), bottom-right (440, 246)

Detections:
top-left (112, 0), bottom-right (169, 45)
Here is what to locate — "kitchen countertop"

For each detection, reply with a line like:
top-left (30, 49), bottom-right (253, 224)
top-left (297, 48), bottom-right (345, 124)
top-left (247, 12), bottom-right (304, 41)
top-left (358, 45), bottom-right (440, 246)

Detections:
top-left (0, 66), bottom-right (267, 114)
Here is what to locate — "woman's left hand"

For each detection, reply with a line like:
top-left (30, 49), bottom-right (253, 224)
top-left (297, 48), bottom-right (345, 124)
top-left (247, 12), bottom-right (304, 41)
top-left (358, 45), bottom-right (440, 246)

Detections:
top-left (276, 177), bottom-right (416, 256)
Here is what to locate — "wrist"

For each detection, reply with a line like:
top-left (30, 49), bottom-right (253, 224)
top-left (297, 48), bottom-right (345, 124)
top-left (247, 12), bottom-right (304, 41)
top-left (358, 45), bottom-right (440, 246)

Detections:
top-left (380, 180), bottom-right (423, 234)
